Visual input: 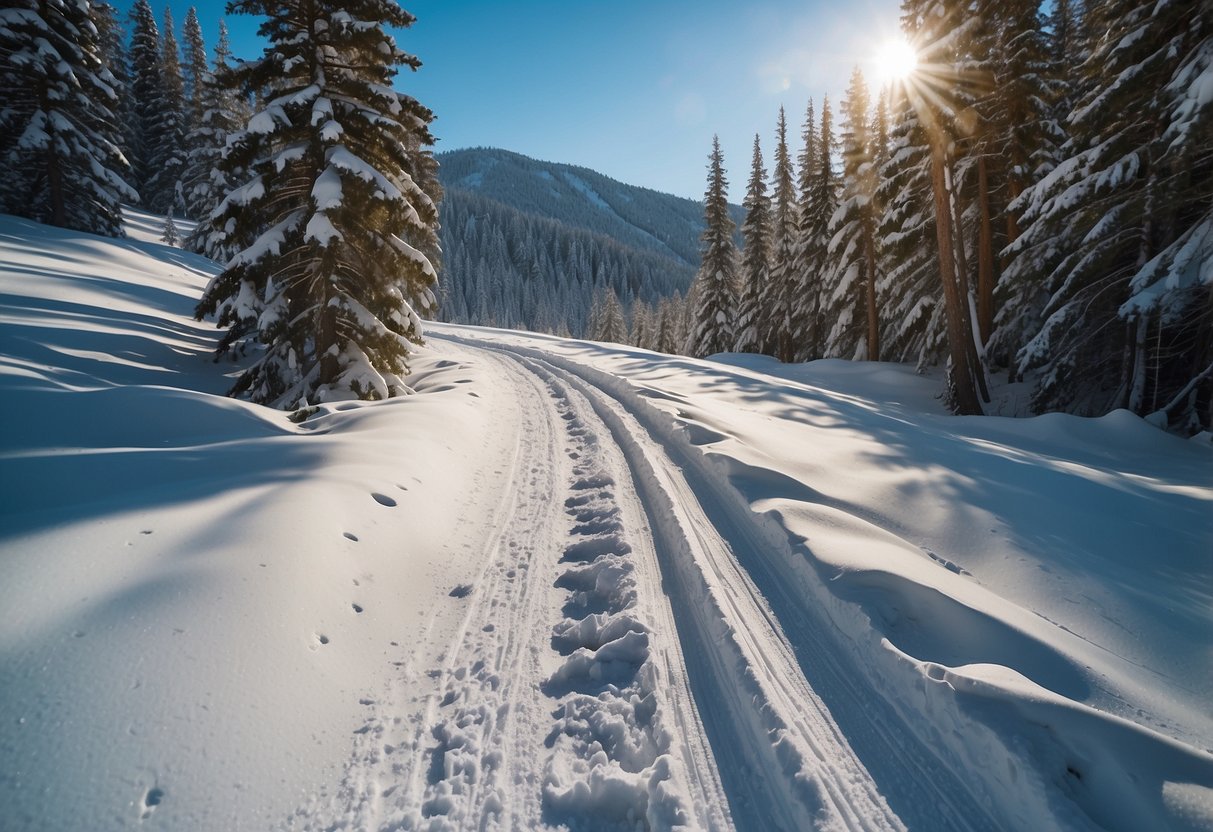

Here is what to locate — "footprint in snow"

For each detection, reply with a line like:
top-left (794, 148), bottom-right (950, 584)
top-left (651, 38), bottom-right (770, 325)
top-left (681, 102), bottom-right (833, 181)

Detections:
top-left (449, 584), bottom-right (473, 598)
top-left (343, 532), bottom-right (359, 542)
top-left (371, 493), bottom-right (396, 507)
top-left (141, 787), bottom-right (164, 819)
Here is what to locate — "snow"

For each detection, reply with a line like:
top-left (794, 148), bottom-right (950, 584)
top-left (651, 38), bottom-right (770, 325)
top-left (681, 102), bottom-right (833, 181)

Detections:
top-left (1, 211), bottom-right (1211, 831)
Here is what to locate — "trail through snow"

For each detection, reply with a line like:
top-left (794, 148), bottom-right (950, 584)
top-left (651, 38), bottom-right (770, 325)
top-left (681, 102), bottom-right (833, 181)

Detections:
top-left (3, 214), bottom-right (1211, 832)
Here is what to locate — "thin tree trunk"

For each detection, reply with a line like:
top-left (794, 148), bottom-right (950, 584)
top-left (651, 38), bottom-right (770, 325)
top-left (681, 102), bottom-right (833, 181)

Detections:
top-left (930, 139), bottom-right (984, 415)
top-left (977, 155), bottom-right (995, 343)
top-left (949, 158), bottom-right (990, 402)
top-left (47, 143), bottom-right (65, 227)
top-left (863, 213), bottom-right (880, 362)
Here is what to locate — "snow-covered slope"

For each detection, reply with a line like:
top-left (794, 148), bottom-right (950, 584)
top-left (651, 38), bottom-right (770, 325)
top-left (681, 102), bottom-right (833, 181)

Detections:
top-left (2, 212), bottom-right (1211, 831)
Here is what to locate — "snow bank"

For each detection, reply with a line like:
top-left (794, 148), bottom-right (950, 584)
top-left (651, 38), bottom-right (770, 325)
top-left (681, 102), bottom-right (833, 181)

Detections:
top-left (0, 215), bottom-right (503, 830)
top-left (434, 323), bottom-right (1213, 832)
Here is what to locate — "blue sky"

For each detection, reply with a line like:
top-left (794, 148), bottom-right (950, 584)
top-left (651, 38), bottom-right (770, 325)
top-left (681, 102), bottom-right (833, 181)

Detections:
top-left (117, 0), bottom-right (903, 200)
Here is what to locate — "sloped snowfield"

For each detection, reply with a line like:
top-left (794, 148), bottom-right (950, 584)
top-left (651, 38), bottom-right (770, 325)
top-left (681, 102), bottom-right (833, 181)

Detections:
top-left (1, 212), bottom-right (1211, 831)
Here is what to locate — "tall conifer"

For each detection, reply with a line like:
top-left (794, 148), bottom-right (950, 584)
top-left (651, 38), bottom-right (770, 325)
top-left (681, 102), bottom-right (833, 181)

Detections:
top-left (196, 0), bottom-right (441, 408)
top-left (690, 136), bottom-right (738, 358)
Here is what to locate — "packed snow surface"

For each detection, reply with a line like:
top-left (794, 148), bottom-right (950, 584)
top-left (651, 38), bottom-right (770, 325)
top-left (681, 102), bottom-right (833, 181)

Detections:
top-left (1, 210), bottom-right (1211, 831)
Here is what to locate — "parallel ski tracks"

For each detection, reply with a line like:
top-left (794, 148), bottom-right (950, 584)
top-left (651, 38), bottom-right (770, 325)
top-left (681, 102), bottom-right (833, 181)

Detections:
top-left (314, 332), bottom-right (1000, 832)
top-left (437, 333), bottom-right (1001, 832)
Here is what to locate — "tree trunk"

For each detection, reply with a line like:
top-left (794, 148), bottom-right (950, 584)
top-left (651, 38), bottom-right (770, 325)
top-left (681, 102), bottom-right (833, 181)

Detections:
top-left (863, 213), bottom-right (880, 362)
top-left (1128, 312), bottom-right (1150, 414)
top-left (930, 139), bottom-right (984, 415)
top-left (977, 155), bottom-right (995, 343)
top-left (47, 142), bottom-right (65, 228)
top-left (949, 157), bottom-right (990, 403)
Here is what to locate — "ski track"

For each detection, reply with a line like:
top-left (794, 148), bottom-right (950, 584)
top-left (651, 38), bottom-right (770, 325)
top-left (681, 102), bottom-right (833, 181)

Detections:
top-left (437, 333), bottom-right (1006, 832)
top-left (291, 330), bottom-right (1005, 831)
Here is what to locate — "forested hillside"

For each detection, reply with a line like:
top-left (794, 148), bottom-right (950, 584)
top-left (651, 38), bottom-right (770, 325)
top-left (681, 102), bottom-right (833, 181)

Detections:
top-left (435, 148), bottom-right (741, 337)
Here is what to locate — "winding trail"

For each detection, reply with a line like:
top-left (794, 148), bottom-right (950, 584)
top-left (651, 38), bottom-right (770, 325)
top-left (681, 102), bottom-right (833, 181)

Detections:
top-left (296, 333), bottom-right (1003, 831)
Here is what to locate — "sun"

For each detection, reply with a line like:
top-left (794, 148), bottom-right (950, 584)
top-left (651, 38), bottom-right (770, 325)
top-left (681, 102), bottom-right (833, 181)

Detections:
top-left (873, 37), bottom-right (919, 85)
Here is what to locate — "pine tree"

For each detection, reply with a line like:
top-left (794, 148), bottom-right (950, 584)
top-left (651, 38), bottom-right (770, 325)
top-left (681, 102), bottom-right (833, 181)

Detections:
top-left (824, 68), bottom-right (881, 360)
top-left (161, 213), bottom-right (179, 246)
top-left (183, 20), bottom-right (246, 243)
top-left (767, 106), bottom-right (800, 362)
top-left (734, 134), bottom-right (771, 354)
top-left (792, 95), bottom-right (838, 361)
top-left (1001, 0), bottom-right (1212, 428)
top-left (143, 6), bottom-right (187, 214)
top-left (91, 2), bottom-right (134, 168)
top-left (0, 0), bottom-right (136, 235)
top-left (126, 0), bottom-right (160, 198)
top-left (877, 83), bottom-right (945, 367)
top-left (595, 287), bottom-right (628, 344)
top-left (689, 136), bottom-right (738, 358)
top-left (196, 0), bottom-right (441, 408)
top-left (181, 8), bottom-right (207, 134)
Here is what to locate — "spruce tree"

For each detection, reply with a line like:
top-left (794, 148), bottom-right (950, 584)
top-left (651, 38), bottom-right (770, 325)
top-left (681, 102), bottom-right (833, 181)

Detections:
top-left (689, 136), bottom-right (738, 358)
top-left (1001, 0), bottom-right (1212, 428)
top-left (126, 0), bottom-right (160, 198)
top-left (91, 3), bottom-right (133, 168)
top-left (767, 106), bottom-right (800, 362)
top-left (596, 287), bottom-right (628, 344)
top-left (183, 20), bottom-right (244, 242)
top-left (734, 134), bottom-right (771, 354)
top-left (876, 84), bottom-right (945, 368)
top-left (0, 0), bottom-right (136, 236)
top-left (161, 213), bottom-right (180, 246)
top-left (824, 68), bottom-right (881, 360)
top-left (143, 6), bottom-right (187, 214)
top-left (181, 8), bottom-right (207, 134)
top-left (792, 96), bottom-right (838, 361)
top-left (196, 0), bottom-right (441, 408)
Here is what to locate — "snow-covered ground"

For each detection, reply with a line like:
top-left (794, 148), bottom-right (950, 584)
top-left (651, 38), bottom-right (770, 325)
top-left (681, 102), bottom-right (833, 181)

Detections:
top-left (1, 210), bottom-right (1211, 831)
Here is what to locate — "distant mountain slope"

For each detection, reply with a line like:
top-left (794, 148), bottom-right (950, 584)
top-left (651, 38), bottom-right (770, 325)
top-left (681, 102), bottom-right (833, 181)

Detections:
top-left (439, 147), bottom-right (734, 267)
top-left (434, 148), bottom-right (742, 337)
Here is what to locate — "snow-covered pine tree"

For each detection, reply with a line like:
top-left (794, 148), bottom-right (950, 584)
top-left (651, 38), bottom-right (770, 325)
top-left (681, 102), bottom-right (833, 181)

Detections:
top-left (142, 6), bottom-right (187, 214)
top-left (631, 299), bottom-right (656, 349)
top-left (876, 81), bottom-right (945, 367)
top-left (596, 287), bottom-right (628, 344)
top-left (181, 8), bottom-right (207, 134)
top-left (1000, 0), bottom-right (1212, 428)
top-left (196, 0), bottom-right (441, 408)
top-left (0, 0), bottom-right (135, 236)
top-left (824, 68), bottom-right (881, 360)
top-left (734, 134), bottom-right (771, 354)
top-left (161, 212), bottom-right (179, 246)
top-left (767, 106), bottom-right (800, 362)
top-left (91, 2), bottom-right (134, 168)
top-left (792, 95), bottom-right (838, 361)
top-left (963, 0), bottom-right (1060, 347)
top-left (689, 136), bottom-right (738, 358)
top-left (125, 0), bottom-right (159, 199)
top-left (895, 0), bottom-right (987, 413)
top-left (183, 20), bottom-right (244, 250)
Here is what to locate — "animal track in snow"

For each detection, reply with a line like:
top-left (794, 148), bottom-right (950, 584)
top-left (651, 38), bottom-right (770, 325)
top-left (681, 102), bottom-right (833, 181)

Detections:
top-left (140, 787), bottom-right (164, 819)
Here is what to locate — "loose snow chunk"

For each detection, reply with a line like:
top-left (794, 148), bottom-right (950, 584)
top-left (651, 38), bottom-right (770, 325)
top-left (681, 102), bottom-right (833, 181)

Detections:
top-left (311, 166), bottom-right (343, 211)
top-left (319, 120), bottom-right (343, 142)
top-left (305, 212), bottom-right (342, 247)
top-left (246, 105), bottom-right (289, 135)
top-left (286, 83), bottom-right (322, 107)
top-left (310, 96), bottom-right (334, 126)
